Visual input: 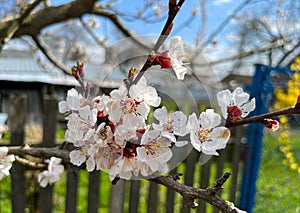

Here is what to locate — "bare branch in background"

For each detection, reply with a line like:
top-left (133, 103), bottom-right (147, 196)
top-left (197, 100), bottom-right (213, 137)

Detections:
top-left (31, 35), bottom-right (71, 75)
top-left (91, 6), bottom-right (151, 51)
top-left (80, 17), bottom-right (107, 48)
top-left (0, 0), bottom-right (43, 51)
top-left (195, 0), bottom-right (207, 47)
top-left (194, 40), bottom-right (286, 67)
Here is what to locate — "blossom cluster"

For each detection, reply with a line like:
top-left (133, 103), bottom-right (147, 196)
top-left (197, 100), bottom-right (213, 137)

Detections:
top-left (0, 36), bottom-right (259, 184)
top-left (58, 68), bottom-right (257, 181)
top-left (38, 157), bottom-right (64, 187)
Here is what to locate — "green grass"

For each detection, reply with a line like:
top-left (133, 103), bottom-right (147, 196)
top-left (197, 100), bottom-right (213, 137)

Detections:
top-left (254, 131), bottom-right (300, 212)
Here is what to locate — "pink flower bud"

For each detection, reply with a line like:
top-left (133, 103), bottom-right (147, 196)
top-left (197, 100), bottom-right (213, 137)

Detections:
top-left (71, 66), bottom-right (79, 79)
top-left (128, 67), bottom-right (136, 79)
top-left (227, 105), bottom-right (242, 122)
top-left (295, 94), bottom-right (300, 108)
top-left (155, 51), bottom-right (172, 69)
top-left (263, 119), bottom-right (279, 131)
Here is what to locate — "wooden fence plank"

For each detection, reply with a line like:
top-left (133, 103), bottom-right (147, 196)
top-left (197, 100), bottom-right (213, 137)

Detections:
top-left (39, 96), bottom-right (57, 213)
top-left (165, 168), bottom-right (177, 213)
top-left (128, 180), bottom-right (140, 213)
top-left (65, 164), bottom-right (79, 213)
top-left (147, 182), bottom-right (158, 213)
top-left (182, 149), bottom-right (199, 213)
top-left (9, 94), bottom-right (27, 213)
top-left (88, 171), bottom-right (100, 213)
top-left (198, 159), bottom-right (212, 213)
top-left (109, 179), bottom-right (126, 213)
top-left (230, 127), bottom-right (243, 203)
top-left (213, 150), bottom-right (227, 213)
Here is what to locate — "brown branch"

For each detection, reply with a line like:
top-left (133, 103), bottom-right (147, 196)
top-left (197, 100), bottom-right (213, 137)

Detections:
top-left (5, 144), bottom-right (242, 212)
top-left (0, 0), bottom-right (43, 51)
top-left (31, 35), bottom-right (72, 75)
top-left (14, 155), bottom-right (46, 170)
top-left (91, 6), bottom-right (151, 51)
top-left (12, 0), bottom-right (97, 37)
top-left (8, 146), bottom-right (70, 162)
top-left (152, 173), bottom-right (240, 212)
top-left (226, 106), bottom-right (300, 128)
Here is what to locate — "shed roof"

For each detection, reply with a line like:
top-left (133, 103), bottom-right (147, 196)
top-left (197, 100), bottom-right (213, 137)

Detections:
top-left (0, 50), bottom-right (122, 88)
top-left (0, 50), bottom-right (79, 86)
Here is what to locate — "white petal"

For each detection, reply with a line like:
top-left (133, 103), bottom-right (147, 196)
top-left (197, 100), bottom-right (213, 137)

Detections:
top-left (174, 140), bottom-right (188, 147)
top-left (110, 85), bottom-right (127, 100)
top-left (241, 98), bottom-right (256, 118)
top-left (69, 150), bottom-right (86, 166)
top-left (58, 101), bottom-right (68, 113)
top-left (173, 65), bottom-right (187, 80)
top-left (217, 89), bottom-right (232, 119)
top-left (162, 131), bottom-right (176, 142)
top-left (190, 132), bottom-right (202, 152)
top-left (199, 109), bottom-right (221, 129)
top-left (187, 113), bottom-right (200, 132)
top-left (233, 87), bottom-right (250, 106)
top-left (86, 157), bottom-right (95, 172)
top-left (153, 106), bottom-right (168, 124)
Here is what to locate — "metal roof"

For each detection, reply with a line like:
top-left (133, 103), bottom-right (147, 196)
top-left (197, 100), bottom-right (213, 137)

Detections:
top-left (0, 50), bottom-right (122, 88)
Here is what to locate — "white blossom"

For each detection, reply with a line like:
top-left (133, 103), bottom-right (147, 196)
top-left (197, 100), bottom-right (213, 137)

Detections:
top-left (58, 88), bottom-right (84, 113)
top-left (109, 157), bottom-right (141, 181)
top-left (187, 109), bottom-right (230, 156)
top-left (0, 147), bottom-right (15, 180)
top-left (38, 157), bottom-right (64, 188)
top-left (169, 36), bottom-right (188, 80)
top-left (69, 149), bottom-right (88, 166)
top-left (153, 106), bottom-right (189, 147)
top-left (136, 130), bottom-right (173, 176)
top-left (217, 87), bottom-right (255, 121)
top-left (107, 76), bottom-right (161, 122)
top-left (114, 114), bottom-right (147, 147)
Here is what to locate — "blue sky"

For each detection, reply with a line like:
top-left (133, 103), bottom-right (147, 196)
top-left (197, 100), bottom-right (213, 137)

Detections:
top-left (51, 0), bottom-right (244, 45)
top-left (104, 0), bottom-right (244, 44)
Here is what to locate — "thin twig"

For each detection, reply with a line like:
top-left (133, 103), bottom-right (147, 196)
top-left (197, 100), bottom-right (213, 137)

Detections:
top-left (152, 173), bottom-right (240, 212)
top-left (226, 106), bottom-right (300, 128)
top-left (130, 0), bottom-right (186, 87)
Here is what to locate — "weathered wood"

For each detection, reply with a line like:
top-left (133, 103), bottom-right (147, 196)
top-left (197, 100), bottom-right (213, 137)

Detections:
top-left (9, 94), bottom-right (27, 213)
top-left (109, 179), bottom-right (126, 213)
top-left (165, 168), bottom-right (177, 213)
top-left (198, 158), bottom-right (212, 213)
top-left (42, 96), bottom-right (57, 146)
top-left (166, 185), bottom-right (175, 213)
top-left (182, 149), bottom-right (199, 213)
top-left (147, 181), bottom-right (159, 213)
top-left (230, 127), bottom-right (243, 202)
top-left (128, 180), bottom-right (140, 213)
top-left (39, 96), bottom-right (57, 213)
top-left (65, 164), bottom-right (79, 213)
top-left (213, 150), bottom-right (227, 213)
top-left (88, 170), bottom-right (100, 213)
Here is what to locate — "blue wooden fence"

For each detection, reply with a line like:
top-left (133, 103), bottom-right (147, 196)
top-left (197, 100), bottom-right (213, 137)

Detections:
top-left (239, 64), bottom-right (293, 212)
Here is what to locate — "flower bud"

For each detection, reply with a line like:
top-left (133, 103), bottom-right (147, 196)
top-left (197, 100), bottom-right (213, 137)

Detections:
top-left (227, 105), bottom-right (242, 122)
top-left (295, 94), bottom-right (300, 108)
top-left (263, 119), bottom-right (279, 131)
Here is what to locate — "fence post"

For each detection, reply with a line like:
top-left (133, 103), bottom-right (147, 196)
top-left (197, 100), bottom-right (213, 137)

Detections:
top-left (39, 96), bottom-right (57, 213)
top-left (9, 93), bottom-right (27, 213)
top-left (109, 179), bottom-right (126, 213)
